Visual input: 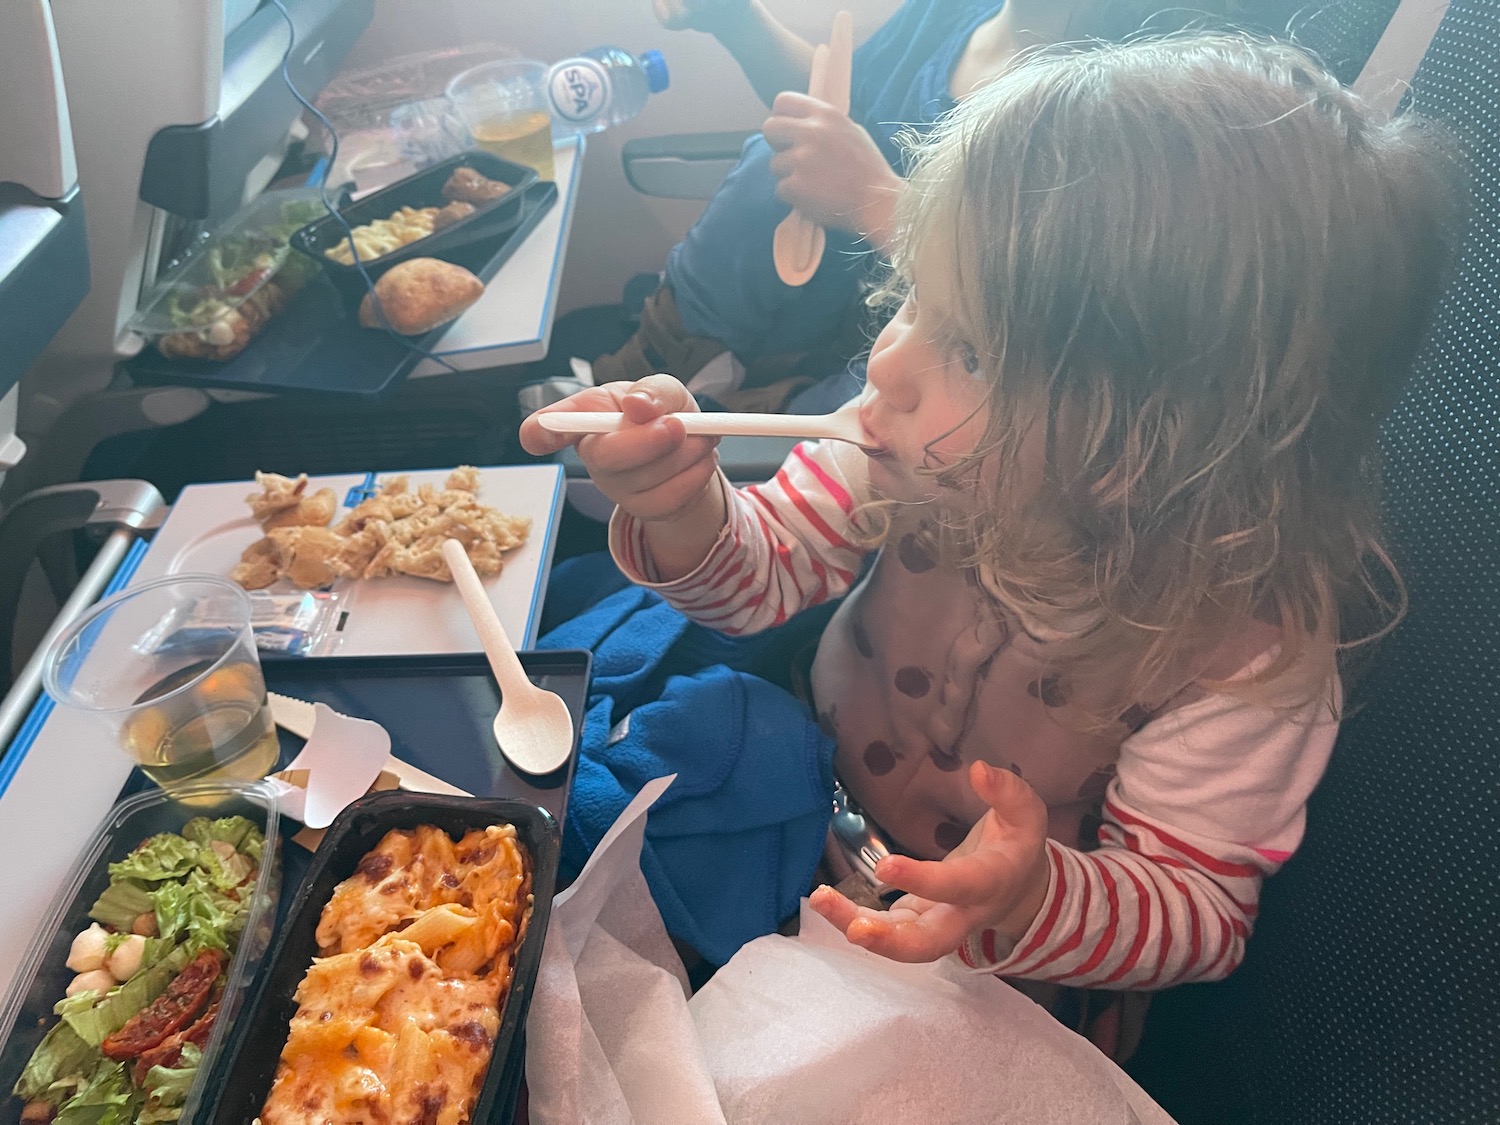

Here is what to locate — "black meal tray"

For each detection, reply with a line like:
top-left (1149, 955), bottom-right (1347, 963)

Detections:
top-left (121, 178), bottom-right (558, 397)
top-left (290, 150), bottom-right (540, 301)
top-left (261, 650), bottom-right (587, 824)
top-left (199, 792), bottom-right (560, 1125)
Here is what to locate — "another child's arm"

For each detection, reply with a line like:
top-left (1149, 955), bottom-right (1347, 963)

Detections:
top-left (520, 377), bottom-right (872, 631)
top-left (813, 681), bottom-right (1340, 989)
top-left (652, 0), bottom-right (814, 107)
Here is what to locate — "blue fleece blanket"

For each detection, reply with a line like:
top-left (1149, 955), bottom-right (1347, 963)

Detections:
top-left (537, 553), bottom-right (837, 965)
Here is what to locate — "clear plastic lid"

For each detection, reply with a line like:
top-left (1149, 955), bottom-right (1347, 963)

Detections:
top-left (316, 44), bottom-right (519, 133)
top-left (127, 188), bottom-right (327, 340)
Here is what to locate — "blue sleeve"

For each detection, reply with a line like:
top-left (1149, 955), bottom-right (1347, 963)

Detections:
top-left (850, 0), bottom-right (999, 166)
top-left (664, 135), bottom-right (866, 359)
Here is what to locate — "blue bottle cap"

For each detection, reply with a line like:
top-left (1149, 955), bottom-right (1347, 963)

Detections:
top-left (640, 49), bottom-right (670, 94)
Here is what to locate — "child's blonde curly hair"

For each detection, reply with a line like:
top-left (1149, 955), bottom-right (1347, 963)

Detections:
top-left (879, 35), bottom-right (1465, 727)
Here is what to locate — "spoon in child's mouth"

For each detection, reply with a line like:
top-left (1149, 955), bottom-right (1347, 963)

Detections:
top-left (535, 410), bottom-right (881, 451)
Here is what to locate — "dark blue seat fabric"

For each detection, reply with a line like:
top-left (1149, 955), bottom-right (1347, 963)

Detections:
top-left (1128, 3), bottom-right (1500, 1122)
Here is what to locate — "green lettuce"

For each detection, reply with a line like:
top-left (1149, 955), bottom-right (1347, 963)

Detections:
top-left (89, 883), bottom-right (155, 933)
top-left (59, 946), bottom-right (187, 1048)
top-left (51, 1060), bottom-right (138, 1125)
top-left (13, 1021), bottom-right (95, 1101)
top-left (150, 871), bottom-right (246, 954)
top-left (196, 844), bottom-right (254, 894)
top-left (178, 816), bottom-right (257, 853)
top-left (107, 836), bottom-right (200, 885)
top-left (135, 1044), bottom-right (203, 1125)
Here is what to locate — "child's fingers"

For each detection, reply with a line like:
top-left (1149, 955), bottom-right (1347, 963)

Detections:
top-left (517, 382), bottom-right (640, 454)
top-left (763, 115), bottom-right (815, 154)
top-left (845, 902), bottom-right (971, 963)
top-left (874, 847), bottom-right (1026, 910)
top-left (807, 883), bottom-right (868, 933)
top-left (631, 451), bottom-right (722, 523)
top-left (615, 441), bottom-right (722, 514)
top-left (768, 91), bottom-right (825, 121)
top-left (813, 885), bottom-right (971, 963)
top-left (626, 372), bottom-right (699, 417)
top-left (577, 420), bottom-right (693, 476)
top-left (969, 761), bottom-right (1049, 836)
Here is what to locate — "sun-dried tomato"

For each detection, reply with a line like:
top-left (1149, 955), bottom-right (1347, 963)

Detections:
top-left (130, 1001), bottom-right (220, 1085)
top-left (102, 949), bottom-right (222, 1061)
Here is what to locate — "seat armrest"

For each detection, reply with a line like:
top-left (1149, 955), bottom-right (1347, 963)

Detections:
top-left (622, 131), bottom-right (754, 200)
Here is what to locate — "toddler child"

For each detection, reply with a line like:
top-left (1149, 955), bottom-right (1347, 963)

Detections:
top-left (526, 35), bottom-right (1461, 1001)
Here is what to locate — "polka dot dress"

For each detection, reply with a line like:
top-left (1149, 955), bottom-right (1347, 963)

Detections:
top-left (1129, 4), bottom-right (1500, 1123)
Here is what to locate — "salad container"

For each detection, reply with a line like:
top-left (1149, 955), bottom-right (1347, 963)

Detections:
top-left (289, 150), bottom-right (537, 304)
top-left (199, 792), bottom-right (560, 1125)
top-left (128, 188), bottom-right (328, 363)
top-left (0, 782), bottom-right (282, 1125)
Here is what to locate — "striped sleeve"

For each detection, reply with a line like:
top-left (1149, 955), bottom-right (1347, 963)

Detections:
top-left (608, 433), bottom-right (874, 635)
top-left (958, 675), bottom-right (1341, 989)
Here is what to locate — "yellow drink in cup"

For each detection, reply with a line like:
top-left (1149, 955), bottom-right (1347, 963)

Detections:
top-left (121, 657), bottom-right (280, 790)
top-left (44, 575), bottom-right (281, 798)
top-left (447, 59), bottom-right (557, 181)
top-left (470, 109), bottom-right (555, 181)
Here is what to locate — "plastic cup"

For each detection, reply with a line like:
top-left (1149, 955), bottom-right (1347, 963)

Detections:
top-left (42, 575), bottom-right (280, 796)
top-left (446, 59), bottom-right (556, 181)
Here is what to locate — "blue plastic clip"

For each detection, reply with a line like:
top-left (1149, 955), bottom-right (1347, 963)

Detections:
top-left (343, 471), bottom-right (378, 508)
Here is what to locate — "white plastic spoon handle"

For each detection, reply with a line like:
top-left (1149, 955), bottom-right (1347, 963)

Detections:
top-left (536, 410), bottom-right (862, 444)
top-left (442, 539), bottom-right (529, 698)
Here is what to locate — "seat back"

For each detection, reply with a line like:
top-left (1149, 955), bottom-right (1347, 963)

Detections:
top-left (1128, 3), bottom-right (1500, 1122)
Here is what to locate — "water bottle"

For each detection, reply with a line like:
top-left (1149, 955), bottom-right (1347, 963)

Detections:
top-left (546, 47), bottom-right (670, 136)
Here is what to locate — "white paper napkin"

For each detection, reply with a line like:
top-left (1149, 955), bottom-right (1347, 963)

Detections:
top-left (264, 703), bottom-right (391, 828)
top-left (523, 774), bottom-right (1178, 1125)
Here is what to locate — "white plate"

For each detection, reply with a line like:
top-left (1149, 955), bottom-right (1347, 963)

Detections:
top-left (130, 465), bottom-right (565, 653)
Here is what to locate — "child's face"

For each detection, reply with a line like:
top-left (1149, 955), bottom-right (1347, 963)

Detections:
top-left (860, 244), bottom-right (994, 501)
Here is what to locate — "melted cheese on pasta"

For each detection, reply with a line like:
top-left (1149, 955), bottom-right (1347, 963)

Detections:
top-left (260, 826), bottom-right (529, 1125)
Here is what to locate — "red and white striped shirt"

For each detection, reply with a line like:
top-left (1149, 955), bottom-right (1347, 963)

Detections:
top-left (610, 432), bottom-right (1339, 989)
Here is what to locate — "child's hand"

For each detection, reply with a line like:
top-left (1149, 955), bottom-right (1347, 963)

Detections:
top-left (520, 375), bottom-right (728, 579)
top-left (519, 374), bottom-right (722, 525)
top-left (809, 762), bottom-right (1051, 963)
top-left (762, 92), bottom-right (902, 251)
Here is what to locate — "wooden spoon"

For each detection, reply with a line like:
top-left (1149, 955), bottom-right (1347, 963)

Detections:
top-left (772, 9), bottom-right (855, 287)
top-left (535, 409), bottom-right (877, 449)
top-left (441, 538), bottom-right (574, 776)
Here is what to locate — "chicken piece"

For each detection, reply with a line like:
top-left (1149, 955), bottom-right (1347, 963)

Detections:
top-left (246, 472), bottom-right (308, 521)
top-left (335, 489), bottom-right (423, 536)
top-left (241, 467), bottom-right (527, 587)
top-left (464, 539), bottom-right (504, 578)
top-left (445, 465), bottom-right (480, 493)
top-left (442, 167), bottom-right (511, 205)
top-left (267, 526), bottom-right (347, 589)
top-left (432, 200), bottom-right (476, 230)
top-left (230, 537), bottom-right (282, 590)
top-left (262, 487), bottom-right (337, 531)
top-left (385, 541), bottom-right (451, 582)
top-left (336, 522), bottom-right (389, 576)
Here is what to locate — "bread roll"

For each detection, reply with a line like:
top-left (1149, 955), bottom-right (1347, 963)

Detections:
top-left (358, 258), bottom-right (484, 335)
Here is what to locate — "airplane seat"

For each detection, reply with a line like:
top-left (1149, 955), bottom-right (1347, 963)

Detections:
top-left (1127, 2), bottom-right (1500, 1122)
